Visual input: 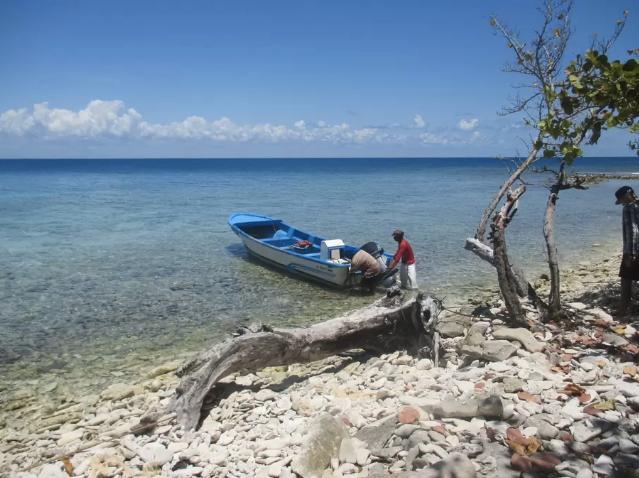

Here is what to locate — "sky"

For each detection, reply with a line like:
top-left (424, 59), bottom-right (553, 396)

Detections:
top-left (0, 0), bottom-right (637, 158)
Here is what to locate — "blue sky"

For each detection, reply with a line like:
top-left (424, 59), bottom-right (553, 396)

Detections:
top-left (0, 0), bottom-right (636, 158)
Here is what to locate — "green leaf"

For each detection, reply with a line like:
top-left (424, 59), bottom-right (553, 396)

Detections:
top-left (623, 59), bottom-right (638, 72)
top-left (560, 96), bottom-right (574, 115)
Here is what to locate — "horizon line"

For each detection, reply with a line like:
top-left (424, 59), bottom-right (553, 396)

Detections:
top-left (1, 155), bottom-right (637, 161)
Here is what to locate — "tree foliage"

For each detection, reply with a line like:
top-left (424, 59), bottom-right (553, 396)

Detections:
top-left (551, 44), bottom-right (639, 157)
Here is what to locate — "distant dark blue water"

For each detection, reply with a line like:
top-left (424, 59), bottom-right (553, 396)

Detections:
top-left (0, 157), bottom-right (636, 393)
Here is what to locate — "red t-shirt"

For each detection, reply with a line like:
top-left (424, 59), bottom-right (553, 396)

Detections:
top-left (393, 239), bottom-right (415, 265)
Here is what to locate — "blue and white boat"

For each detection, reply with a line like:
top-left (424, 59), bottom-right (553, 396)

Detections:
top-left (228, 213), bottom-right (392, 288)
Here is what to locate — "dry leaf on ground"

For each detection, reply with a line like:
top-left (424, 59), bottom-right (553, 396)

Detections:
top-left (528, 453), bottom-right (562, 471)
top-left (583, 405), bottom-right (603, 416)
top-left (613, 325), bottom-right (627, 334)
top-left (517, 391), bottom-right (541, 404)
top-left (511, 452), bottom-right (561, 472)
top-left (506, 427), bottom-right (542, 456)
top-left (62, 456), bottom-right (74, 475)
top-left (578, 393), bottom-right (591, 404)
top-left (563, 382), bottom-right (586, 396)
top-left (593, 400), bottom-right (616, 411)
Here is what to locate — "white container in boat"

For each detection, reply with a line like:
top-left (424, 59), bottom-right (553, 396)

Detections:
top-left (321, 239), bottom-right (345, 261)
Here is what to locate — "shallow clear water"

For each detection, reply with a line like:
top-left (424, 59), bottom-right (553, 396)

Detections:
top-left (0, 157), bottom-right (636, 395)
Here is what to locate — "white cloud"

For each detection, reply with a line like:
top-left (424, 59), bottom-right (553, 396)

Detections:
top-left (419, 132), bottom-right (449, 145)
top-left (1, 100), bottom-right (494, 151)
top-left (0, 108), bottom-right (36, 135)
top-left (458, 118), bottom-right (479, 131)
top-left (35, 100), bottom-right (142, 137)
top-left (0, 100), bottom-right (389, 145)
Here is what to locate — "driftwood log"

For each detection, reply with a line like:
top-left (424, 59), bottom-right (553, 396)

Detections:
top-left (168, 290), bottom-right (441, 430)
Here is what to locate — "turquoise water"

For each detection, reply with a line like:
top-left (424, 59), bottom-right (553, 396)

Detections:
top-left (0, 157), bottom-right (635, 394)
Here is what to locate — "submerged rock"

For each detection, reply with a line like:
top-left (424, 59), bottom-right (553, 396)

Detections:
top-left (100, 383), bottom-right (135, 401)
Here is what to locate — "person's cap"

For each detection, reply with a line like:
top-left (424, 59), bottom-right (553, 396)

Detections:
top-left (615, 186), bottom-right (634, 204)
top-left (392, 229), bottom-right (404, 237)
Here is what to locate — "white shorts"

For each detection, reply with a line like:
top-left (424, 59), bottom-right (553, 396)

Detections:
top-left (399, 263), bottom-right (417, 290)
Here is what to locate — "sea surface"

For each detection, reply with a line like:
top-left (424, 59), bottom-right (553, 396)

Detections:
top-left (0, 157), bottom-right (636, 397)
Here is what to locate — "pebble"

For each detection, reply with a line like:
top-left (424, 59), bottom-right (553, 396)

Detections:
top-left (395, 424), bottom-right (419, 438)
top-left (592, 455), bottom-right (614, 475)
top-left (138, 442), bottom-right (172, 466)
top-left (217, 430), bottom-right (236, 446)
top-left (268, 462), bottom-right (282, 477)
top-left (571, 421), bottom-right (605, 443)
top-left (57, 429), bottom-right (83, 446)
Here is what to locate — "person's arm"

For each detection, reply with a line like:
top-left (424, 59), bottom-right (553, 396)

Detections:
top-left (388, 243), bottom-right (404, 270)
top-left (623, 206), bottom-right (633, 255)
top-left (631, 205), bottom-right (639, 257)
top-left (622, 206), bottom-right (635, 267)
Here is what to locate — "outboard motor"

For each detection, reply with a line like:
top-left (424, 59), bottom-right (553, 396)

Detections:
top-left (359, 241), bottom-right (384, 259)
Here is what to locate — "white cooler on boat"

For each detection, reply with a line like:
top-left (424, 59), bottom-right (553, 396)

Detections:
top-left (321, 239), bottom-right (345, 262)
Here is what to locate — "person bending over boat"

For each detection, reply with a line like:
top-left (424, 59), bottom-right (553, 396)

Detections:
top-left (388, 229), bottom-right (417, 290)
top-left (350, 249), bottom-right (382, 292)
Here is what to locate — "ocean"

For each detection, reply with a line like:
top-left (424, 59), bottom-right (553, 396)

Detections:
top-left (0, 157), bottom-right (636, 396)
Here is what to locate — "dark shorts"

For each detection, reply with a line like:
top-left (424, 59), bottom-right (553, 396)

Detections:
top-left (620, 257), bottom-right (639, 280)
top-left (361, 274), bottom-right (381, 291)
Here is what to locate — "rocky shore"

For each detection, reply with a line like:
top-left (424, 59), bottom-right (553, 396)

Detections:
top-left (3, 255), bottom-right (639, 478)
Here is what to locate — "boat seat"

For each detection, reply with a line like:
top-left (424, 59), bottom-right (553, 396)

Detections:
top-left (263, 238), bottom-right (296, 247)
top-left (294, 246), bottom-right (320, 255)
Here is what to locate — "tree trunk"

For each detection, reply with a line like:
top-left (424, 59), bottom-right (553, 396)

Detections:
top-left (491, 186), bottom-right (527, 324)
top-left (168, 291), bottom-right (441, 430)
top-left (475, 145), bottom-right (541, 242)
top-left (544, 171), bottom-right (564, 318)
top-left (464, 238), bottom-right (529, 297)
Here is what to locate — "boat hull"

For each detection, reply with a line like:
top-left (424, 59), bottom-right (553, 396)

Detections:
top-left (239, 234), bottom-right (351, 287)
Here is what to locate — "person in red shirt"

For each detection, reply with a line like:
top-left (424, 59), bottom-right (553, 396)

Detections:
top-left (388, 229), bottom-right (417, 289)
